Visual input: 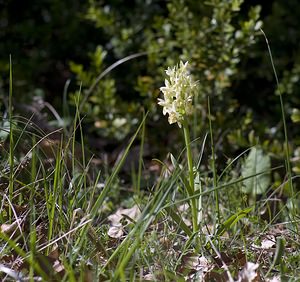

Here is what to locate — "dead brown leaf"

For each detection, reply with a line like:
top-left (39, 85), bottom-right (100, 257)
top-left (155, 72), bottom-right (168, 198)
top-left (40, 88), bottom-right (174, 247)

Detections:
top-left (203, 268), bottom-right (229, 282)
top-left (266, 275), bottom-right (280, 282)
top-left (107, 205), bottom-right (141, 238)
top-left (108, 205), bottom-right (141, 225)
top-left (252, 235), bottom-right (276, 250)
top-left (177, 253), bottom-right (211, 278)
top-left (214, 250), bottom-right (246, 268)
top-left (107, 224), bottom-right (124, 239)
top-left (236, 262), bottom-right (260, 282)
top-left (0, 219), bottom-right (23, 238)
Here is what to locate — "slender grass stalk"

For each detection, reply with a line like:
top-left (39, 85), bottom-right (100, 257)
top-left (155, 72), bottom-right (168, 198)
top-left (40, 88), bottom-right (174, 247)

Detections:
top-left (195, 134), bottom-right (208, 228)
top-left (91, 113), bottom-right (148, 216)
top-left (8, 55), bottom-right (14, 220)
top-left (70, 114), bottom-right (148, 268)
top-left (110, 168), bottom-right (183, 280)
top-left (61, 258), bottom-right (76, 282)
top-left (162, 165), bottom-right (283, 210)
top-left (207, 96), bottom-right (220, 224)
top-left (63, 79), bottom-right (71, 125)
top-left (260, 29), bottom-right (297, 221)
top-left (72, 87), bottom-right (88, 201)
top-left (0, 232), bottom-right (49, 280)
top-left (80, 52), bottom-right (147, 112)
top-left (47, 141), bottom-right (63, 253)
top-left (30, 136), bottom-right (37, 183)
top-left (78, 113), bottom-right (87, 204)
top-left (29, 135), bottom-right (37, 281)
top-left (29, 207), bottom-right (37, 280)
top-left (265, 237), bottom-right (285, 278)
top-left (72, 85), bottom-right (82, 174)
top-left (69, 85), bottom-right (89, 209)
top-left (136, 110), bottom-right (146, 195)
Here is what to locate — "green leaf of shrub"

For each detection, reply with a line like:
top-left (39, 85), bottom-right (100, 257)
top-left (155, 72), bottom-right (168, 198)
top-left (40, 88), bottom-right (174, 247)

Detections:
top-left (241, 147), bottom-right (271, 195)
top-left (291, 108), bottom-right (300, 123)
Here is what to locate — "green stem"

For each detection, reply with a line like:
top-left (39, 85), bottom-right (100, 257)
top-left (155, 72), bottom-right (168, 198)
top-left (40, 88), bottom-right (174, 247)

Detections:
top-left (9, 55), bottom-right (14, 220)
top-left (260, 29), bottom-right (296, 220)
top-left (183, 120), bottom-right (198, 233)
top-left (208, 96), bottom-right (220, 224)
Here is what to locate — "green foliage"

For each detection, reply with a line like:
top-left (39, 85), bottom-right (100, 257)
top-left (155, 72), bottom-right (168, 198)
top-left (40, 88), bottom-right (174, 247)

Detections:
top-left (72, 0), bottom-right (262, 142)
top-left (291, 108), bottom-right (300, 123)
top-left (1, 1), bottom-right (298, 173)
top-left (241, 146), bottom-right (271, 195)
top-left (67, 1), bottom-right (298, 194)
top-left (292, 147), bottom-right (300, 174)
top-left (216, 206), bottom-right (253, 236)
top-left (1, 1), bottom-right (300, 280)
top-left (69, 49), bottom-right (140, 140)
top-left (0, 119), bottom-right (10, 141)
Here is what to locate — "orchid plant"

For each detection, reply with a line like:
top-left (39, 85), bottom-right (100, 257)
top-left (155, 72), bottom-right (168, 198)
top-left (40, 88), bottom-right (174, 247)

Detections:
top-left (159, 61), bottom-right (200, 234)
top-left (158, 61), bottom-right (197, 128)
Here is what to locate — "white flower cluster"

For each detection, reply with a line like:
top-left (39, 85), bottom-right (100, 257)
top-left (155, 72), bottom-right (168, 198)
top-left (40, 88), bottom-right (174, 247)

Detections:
top-left (158, 61), bottom-right (198, 128)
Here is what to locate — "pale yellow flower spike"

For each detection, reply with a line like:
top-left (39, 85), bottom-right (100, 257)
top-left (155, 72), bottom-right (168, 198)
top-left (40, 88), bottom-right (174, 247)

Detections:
top-left (158, 61), bottom-right (198, 128)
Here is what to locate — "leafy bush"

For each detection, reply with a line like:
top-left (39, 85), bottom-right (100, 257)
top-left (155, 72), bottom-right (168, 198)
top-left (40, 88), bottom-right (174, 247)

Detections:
top-left (74, 0), bottom-right (262, 141)
top-left (72, 0), bottom-right (298, 191)
top-left (0, 0), bottom-right (299, 184)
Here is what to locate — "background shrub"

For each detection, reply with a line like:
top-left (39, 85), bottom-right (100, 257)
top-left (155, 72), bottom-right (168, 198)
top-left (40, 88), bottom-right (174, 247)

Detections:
top-left (0, 0), bottom-right (299, 179)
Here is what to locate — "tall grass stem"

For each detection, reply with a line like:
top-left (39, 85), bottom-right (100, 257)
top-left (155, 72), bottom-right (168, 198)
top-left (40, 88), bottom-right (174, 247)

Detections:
top-left (8, 55), bottom-right (14, 220)
top-left (207, 96), bottom-right (220, 224)
top-left (260, 29), bottom-right (296, 220)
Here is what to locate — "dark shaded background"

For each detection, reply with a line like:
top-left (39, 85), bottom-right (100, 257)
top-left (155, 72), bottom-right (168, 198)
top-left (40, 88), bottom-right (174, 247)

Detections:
top-left (0, 0), bottom-right (299, 157)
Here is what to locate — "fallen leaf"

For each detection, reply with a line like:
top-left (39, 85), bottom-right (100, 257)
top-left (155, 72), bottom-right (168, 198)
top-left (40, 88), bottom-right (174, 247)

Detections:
top-left (1, 219), bottom-right (23, 238)
top-left (19, 252), bottom-right (65, 280)
top-left (178, 253), bottom-right (211, 278)
top-left (107, 205), bottom-right (141, 239)
top-left (178, 203), bottom-right (189, 212)
top-left (48, 244), bottom-right (60, 260)
top-left (144, 273), bottom-right (155, 281)
top-left (214, 250), bottom-right (246, 268)
top-left (204, 268), bottom-right (229, 282)
top-left (108, 205), bottom-right (141, 225)
top-left (266, 275), bottom-right (280, 282)
top-left (53, 259), bottom-right (65, 274)
top-left (0, 264), bottom-right (22, 281)
top-left (252, 235), bottom-right (275, 250)
top-left (107, 224), bottom-right (124, 239)
top-left (261, 236), bottom-right (276, 249)
top-left (236, 262), bottom-right (259, 282)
